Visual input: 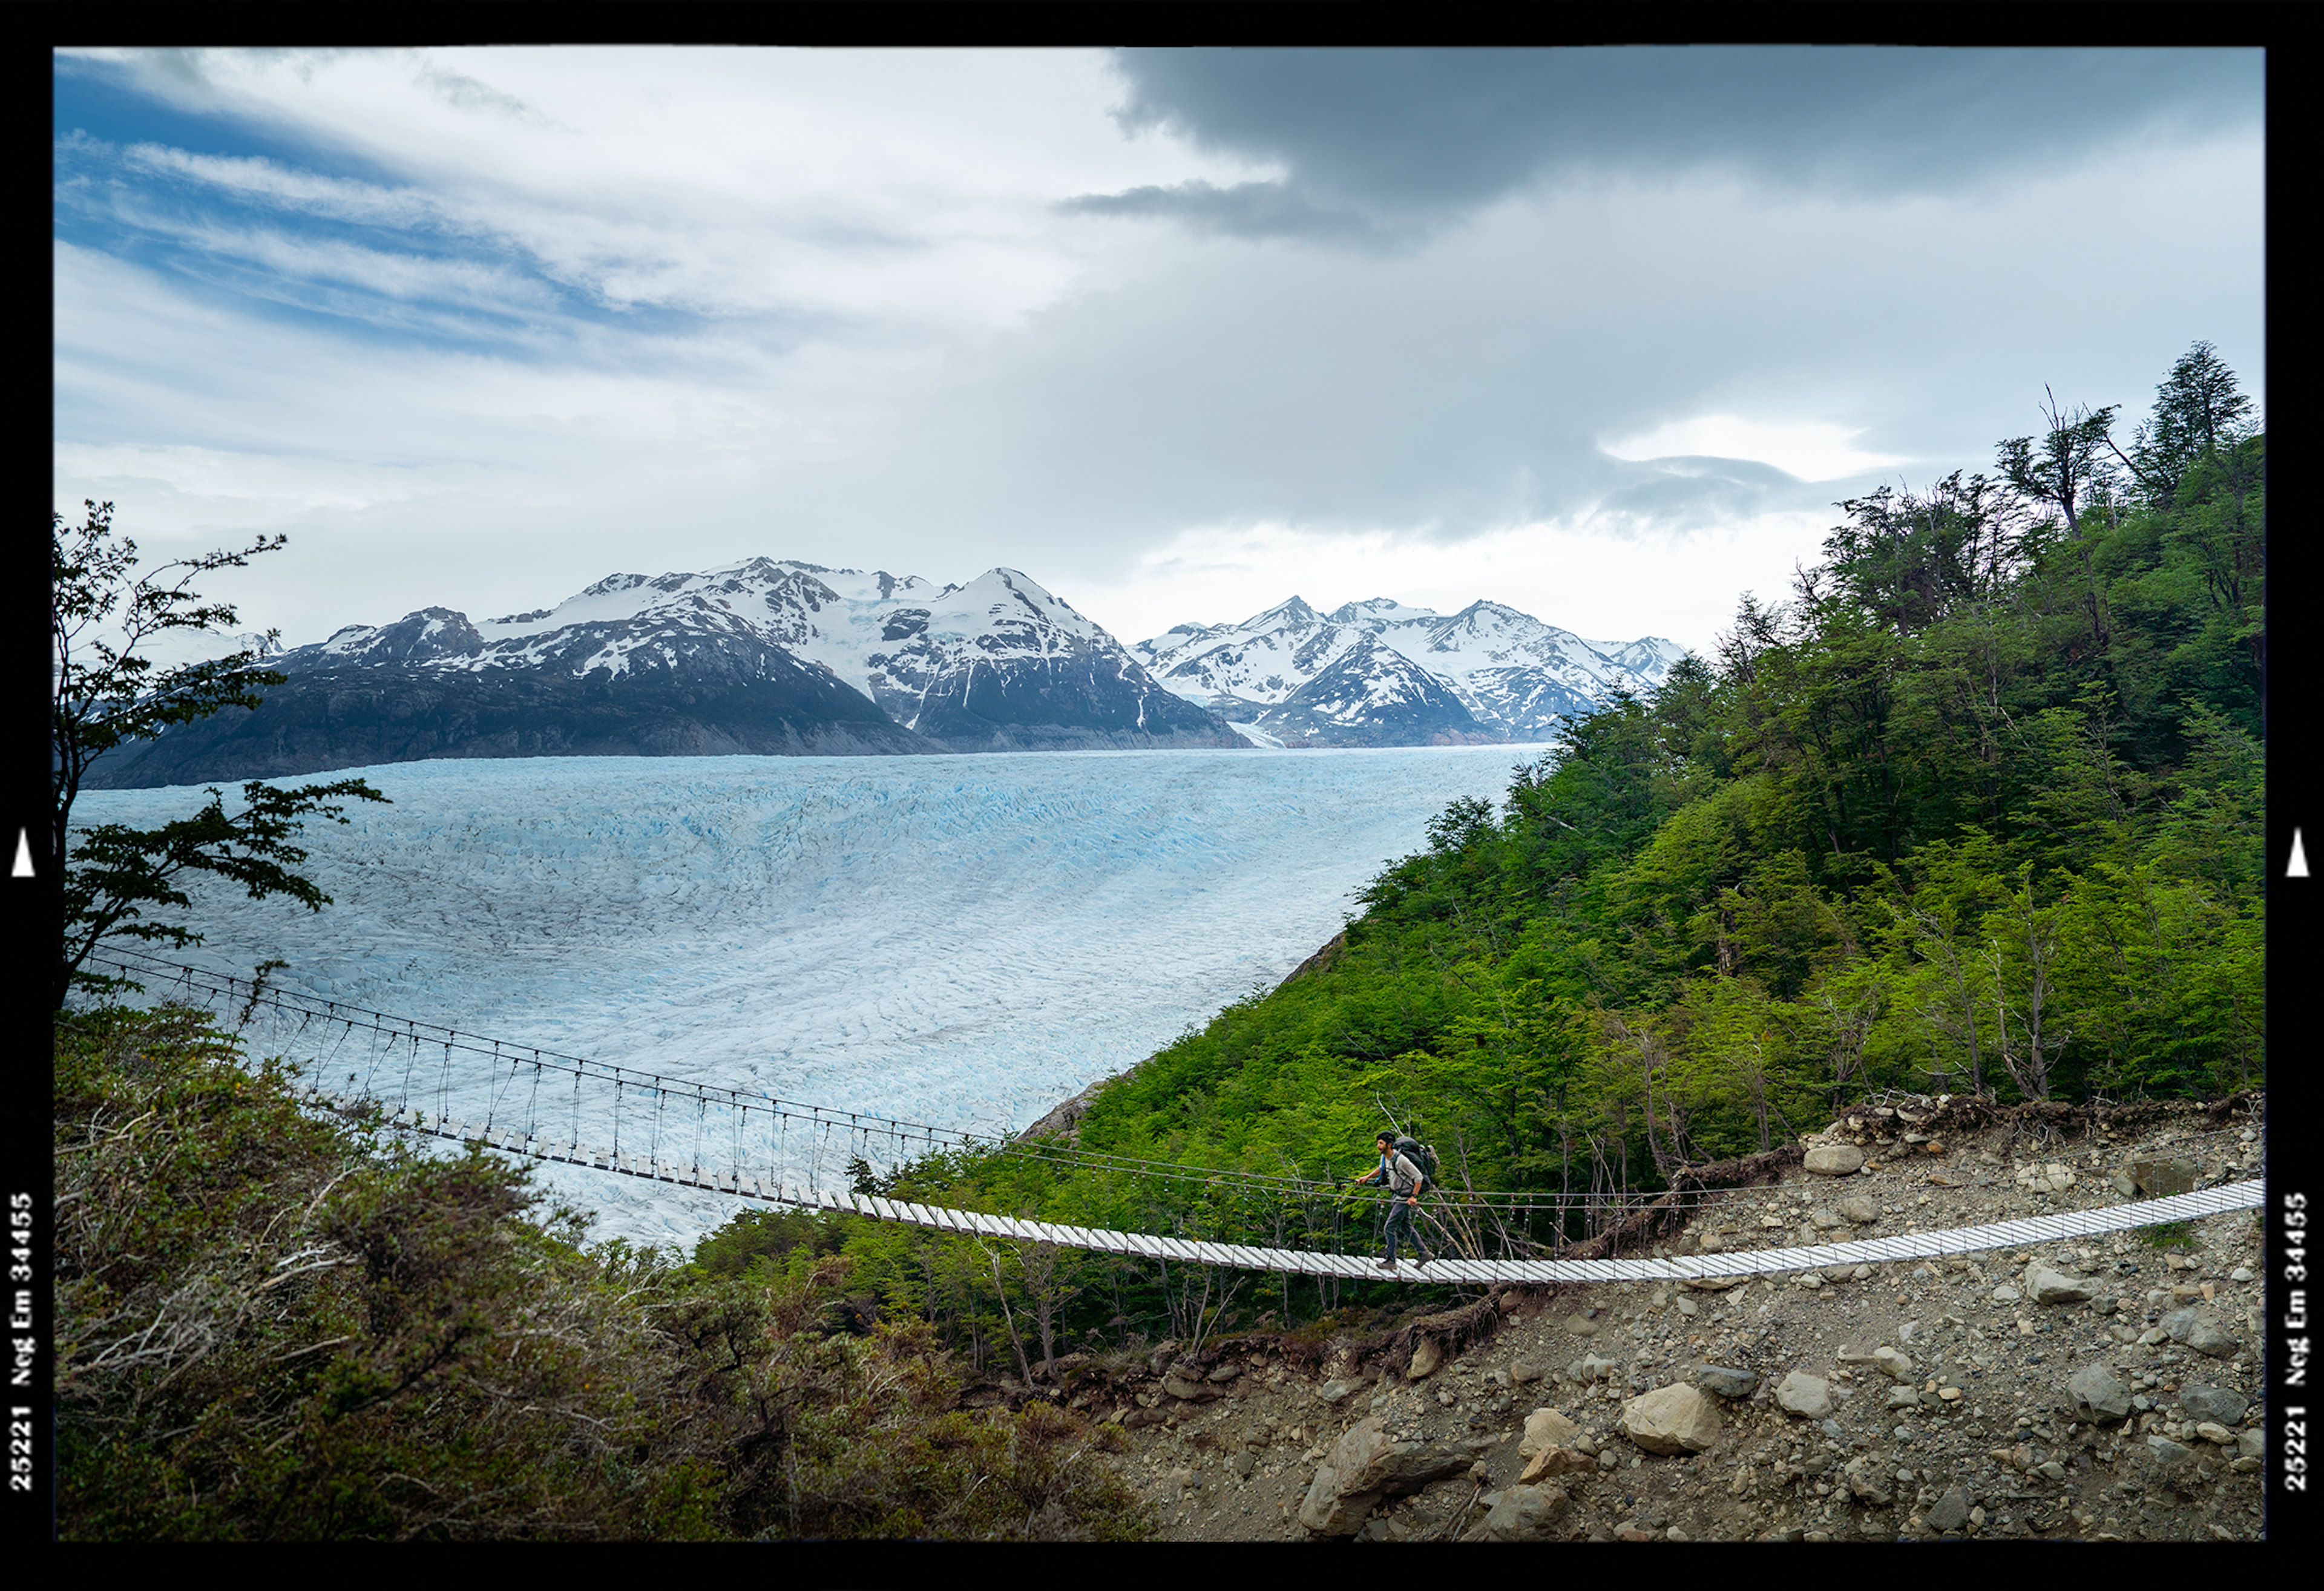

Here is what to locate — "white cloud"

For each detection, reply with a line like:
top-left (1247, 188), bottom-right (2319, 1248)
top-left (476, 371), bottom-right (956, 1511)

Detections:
top-left (1600, 416), bottom-right (1912, 482)
top-left (1066, 513), bottom-right (1839, 657)
top-left (53, 49), bottom-right (2263, 664)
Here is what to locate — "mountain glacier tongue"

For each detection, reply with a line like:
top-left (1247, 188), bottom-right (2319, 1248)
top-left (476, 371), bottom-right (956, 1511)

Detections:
top-left (74, 746), bottom-right (1546, 1248)
top-left (1134, 594), bottom-right (1682, 745)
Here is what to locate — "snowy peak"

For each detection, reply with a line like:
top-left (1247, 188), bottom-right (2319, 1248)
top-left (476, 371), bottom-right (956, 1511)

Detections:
top-left (269, 556), bottom-right (1238, 756)
top-left (1328, 596), bottom-right (1440, 626)
top-left (1135, 591), bottom-right (1684, 744)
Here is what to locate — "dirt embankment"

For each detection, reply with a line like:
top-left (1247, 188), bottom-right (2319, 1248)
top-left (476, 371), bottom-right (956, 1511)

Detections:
top-left (972, 1092), bottom-right (2267, 1544)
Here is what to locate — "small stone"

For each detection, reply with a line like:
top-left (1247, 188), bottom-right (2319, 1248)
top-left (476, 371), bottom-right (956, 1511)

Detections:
top-left (1693, 1364), bottom-right (1759, 1399)
top-left (1508, 1362), bottom-right (1544, 1385)
top-left (1804, 1144), bottom-right (1866, 1176)
top-left (1938, 1386), bottom-right (1963, 1402)
top-left (1992, 1284), bottom-right (2023, 1303)
top-left (1318, 1379), bottom-right (1362, 1405)
top-left (1567, 1316), bottom-right (1600, 1336)
top-left (1873, 1345), bottom-right (1914, 1380)
top-left (2229, 1266), bottom-right (2254, 1283)
top-left (1839, 1196), bottom-right (1879, 1224)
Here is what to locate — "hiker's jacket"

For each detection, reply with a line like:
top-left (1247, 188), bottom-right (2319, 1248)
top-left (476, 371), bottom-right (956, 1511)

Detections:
top-left (1357, 1151), bottom-right (1426, 1198)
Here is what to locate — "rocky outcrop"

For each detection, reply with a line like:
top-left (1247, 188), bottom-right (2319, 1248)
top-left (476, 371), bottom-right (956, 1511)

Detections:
top-left (1296, 1415), bottom-right (1474, 1535)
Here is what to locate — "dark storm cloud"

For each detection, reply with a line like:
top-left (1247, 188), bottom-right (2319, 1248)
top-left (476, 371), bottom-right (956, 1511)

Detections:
top-left (1077, 48), bottom-right (2262, 241)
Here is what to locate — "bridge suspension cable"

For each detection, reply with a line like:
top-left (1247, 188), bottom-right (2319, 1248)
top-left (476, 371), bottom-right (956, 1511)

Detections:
top-left (75, 947), bottom-right (2259, 1281)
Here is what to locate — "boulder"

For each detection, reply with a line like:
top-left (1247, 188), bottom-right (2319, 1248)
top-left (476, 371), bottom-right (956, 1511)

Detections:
top-left (1693, 1364), bottom-right (1759, 1399)
top-left (2126, 1157), bottom-right (2201, 1197)
top-left (1518, 1407), bottom-right (1583, 1458)
top-left (2177, 1384), bottom-right (2250, 1425)
top-left (1519, 1445), bottom-right (1598, 1482)
top-left (1621, 1383), bottom-right (1723, 1454)
top-left (2144, 1434), bottom-right (2198, 1482)
top-left (1163, 1373), bottom-right (1221, 1402)
top-left (1775, 1371), bottom-right (1836, 1419)
top-left (1480, 1482), bottom-right (1571, 1541)
top-left (2163, 1307), bottom-right (2239, 1359)
top-left (2065, 1363), bottom-right (2132, 1423)
top-left (1839, 1196), bottom-right (1880, 1224)
top-left (1296, 1416), bottom-right (1471, 1535)
top-left (1924, 1486), bottom-right (1973, 1532)
top-left (1317, 1378), bottom-right (1362, 1405)
top-left (1804, 1144), bottom-right (1866, 1177)
top-left (2025, 1261), bottom-right (2101, 1305)
top-left (1406, 1336), bottom-right (1442, 1380)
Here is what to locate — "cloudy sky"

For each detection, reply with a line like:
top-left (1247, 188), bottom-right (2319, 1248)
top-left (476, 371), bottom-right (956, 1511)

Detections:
top-left (54, 47), bottom-right (2262, 657)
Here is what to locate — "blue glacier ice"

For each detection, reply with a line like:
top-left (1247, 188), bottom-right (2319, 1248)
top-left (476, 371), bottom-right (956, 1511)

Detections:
top-left (73, 745), bottom-right (1544, 1246)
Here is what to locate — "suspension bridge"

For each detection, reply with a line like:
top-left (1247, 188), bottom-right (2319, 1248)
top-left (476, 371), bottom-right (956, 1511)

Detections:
top-left (80, 947), bottom-right (2265, 1286)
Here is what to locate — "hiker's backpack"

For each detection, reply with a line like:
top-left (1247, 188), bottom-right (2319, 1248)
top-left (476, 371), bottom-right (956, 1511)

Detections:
top-left (1392, 1136), bottom-right (1439, 1192)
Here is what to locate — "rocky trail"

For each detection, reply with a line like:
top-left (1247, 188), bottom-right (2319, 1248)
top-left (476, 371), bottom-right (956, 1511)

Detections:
top-left (1003, 1093), bottom-right (2268, 1543)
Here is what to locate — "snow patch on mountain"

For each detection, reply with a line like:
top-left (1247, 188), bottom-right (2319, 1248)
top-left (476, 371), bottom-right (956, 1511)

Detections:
top-left (1134, 594), bottom-right (1682, 741)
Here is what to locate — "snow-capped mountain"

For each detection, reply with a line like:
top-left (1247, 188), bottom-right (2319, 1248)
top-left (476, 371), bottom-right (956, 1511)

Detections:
top-left (1132, 596), bottom-right (1684, 746)
top-left (86, 560), bottom-right (1237, 788)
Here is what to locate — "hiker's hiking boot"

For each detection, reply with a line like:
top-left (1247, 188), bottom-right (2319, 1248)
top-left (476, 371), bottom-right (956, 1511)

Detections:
top-left (1413, 1255), bottom-right (1430, 1268)
top-left (1377, 1258), bottom-right (1397, 1270)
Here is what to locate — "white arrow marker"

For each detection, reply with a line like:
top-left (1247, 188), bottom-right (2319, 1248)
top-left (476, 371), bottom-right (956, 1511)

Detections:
top-left (2291, 828), bottom-right (2311, 879)
top-left (10, 830), bottom-right (31, 879)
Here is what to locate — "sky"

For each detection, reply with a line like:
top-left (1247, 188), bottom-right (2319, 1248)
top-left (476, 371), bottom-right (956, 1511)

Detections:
top-left (53, 47), bottom-right (2263, 658)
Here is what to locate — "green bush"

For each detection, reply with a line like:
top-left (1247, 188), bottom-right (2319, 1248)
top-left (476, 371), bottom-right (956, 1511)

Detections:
top-left (54, 1008), bottom-right (1152, 1542)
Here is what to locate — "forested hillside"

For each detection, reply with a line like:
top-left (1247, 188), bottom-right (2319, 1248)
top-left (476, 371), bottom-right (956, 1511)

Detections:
top-left (1058, 343), bottom-right (2262, 1219)
top-left (830, 342), bottom-right (2265, 1341)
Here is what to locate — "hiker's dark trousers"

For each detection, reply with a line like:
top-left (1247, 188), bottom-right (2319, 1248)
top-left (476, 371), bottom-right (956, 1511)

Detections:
top-left (1383, 1199), bottom-right (1429, 1262)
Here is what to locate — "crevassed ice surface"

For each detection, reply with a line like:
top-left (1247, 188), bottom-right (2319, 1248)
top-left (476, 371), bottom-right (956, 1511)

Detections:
top-left (74, 746), bottom-right (1543, 1247)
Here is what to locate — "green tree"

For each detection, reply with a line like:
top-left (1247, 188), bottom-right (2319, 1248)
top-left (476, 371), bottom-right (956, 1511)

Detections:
top-left (50, 502), bottom-right (389, 1007)
top-left (2118, 340), bottom-right (2259, 504)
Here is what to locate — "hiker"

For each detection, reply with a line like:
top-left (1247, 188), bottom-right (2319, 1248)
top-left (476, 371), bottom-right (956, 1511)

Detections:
top-left (1351, 1130), bottom-right (1432, 1269)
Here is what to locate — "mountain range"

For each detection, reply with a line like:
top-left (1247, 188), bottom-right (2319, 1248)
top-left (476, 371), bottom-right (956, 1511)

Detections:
top-left (83, 560), bottom-right (1681, 787)
top-left (1132, 596), bottom-right (1682, 748)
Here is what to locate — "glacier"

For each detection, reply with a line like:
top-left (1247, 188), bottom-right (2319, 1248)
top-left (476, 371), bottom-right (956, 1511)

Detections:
top-left (73, 745), bottom-right (1546, 1248)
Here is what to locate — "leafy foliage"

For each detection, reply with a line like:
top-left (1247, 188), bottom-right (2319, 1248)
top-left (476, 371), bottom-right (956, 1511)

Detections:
top-left (51, 502), bottom-right (390, 1007)
top-left (55, 1009), bottom-right (1154, 1541)
top-left (786, 341), bottom-right (2263, 1340)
